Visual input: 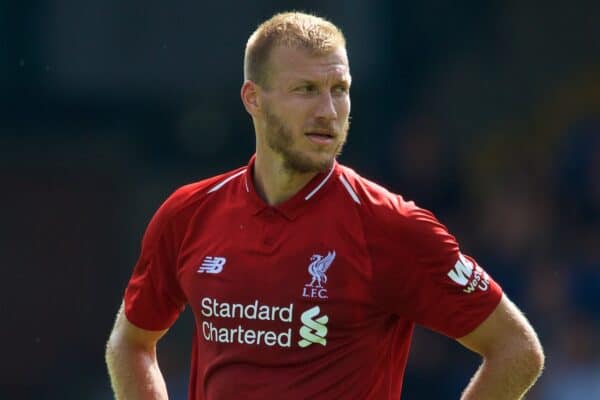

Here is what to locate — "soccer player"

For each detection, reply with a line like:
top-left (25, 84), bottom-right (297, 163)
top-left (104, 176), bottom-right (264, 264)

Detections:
top-left (106, 12), bottom-right (544, 400)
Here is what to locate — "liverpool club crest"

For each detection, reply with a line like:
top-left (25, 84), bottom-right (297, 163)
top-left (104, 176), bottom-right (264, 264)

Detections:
top-left (302, 251), bottom-right (336, 299)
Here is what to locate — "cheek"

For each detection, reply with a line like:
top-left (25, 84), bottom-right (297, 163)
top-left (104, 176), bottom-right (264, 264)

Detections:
top-left (283, 104), bottom-right (311, 131)
top-left (336, 98), bottom-right (350, 119)
top-left (336, 99), bottom-right (350, 135)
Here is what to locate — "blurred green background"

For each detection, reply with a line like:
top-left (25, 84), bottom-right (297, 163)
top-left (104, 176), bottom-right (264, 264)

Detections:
top-left (1, 1), bottom-right (598, 398)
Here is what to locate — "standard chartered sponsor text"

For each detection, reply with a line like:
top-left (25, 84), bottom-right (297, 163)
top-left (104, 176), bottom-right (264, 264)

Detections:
top-left (200, 297), bottom-right (293, 347)
top-left (202, 321), bottom-right (291, 347)
top-left (201, 297), bottom-right (293, 321)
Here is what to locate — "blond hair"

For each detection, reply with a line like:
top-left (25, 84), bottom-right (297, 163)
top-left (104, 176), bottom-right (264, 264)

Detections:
top-left (244, 12), bottom-right (346, 87)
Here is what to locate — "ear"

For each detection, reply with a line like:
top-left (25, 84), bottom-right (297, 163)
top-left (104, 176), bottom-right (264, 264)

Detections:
top-left (241, 80), bottom-right (260, 117)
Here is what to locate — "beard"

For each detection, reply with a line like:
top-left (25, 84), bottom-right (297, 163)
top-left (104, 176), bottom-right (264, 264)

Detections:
top-left (263, 108), bottom-right (349, 174)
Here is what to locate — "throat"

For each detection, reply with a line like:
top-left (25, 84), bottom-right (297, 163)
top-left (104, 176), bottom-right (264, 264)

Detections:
top-left (253, 158), bottom-right (318, 206)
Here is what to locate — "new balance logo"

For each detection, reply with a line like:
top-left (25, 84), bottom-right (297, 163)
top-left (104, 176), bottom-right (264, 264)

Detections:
top-left (298, 306), bottom-right (328, 348)
top-left (197, 256), bottom-right (226, 274)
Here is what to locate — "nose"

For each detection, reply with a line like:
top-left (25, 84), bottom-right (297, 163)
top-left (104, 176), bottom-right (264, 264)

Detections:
top-left (314, 92), bottom-right (337, 121)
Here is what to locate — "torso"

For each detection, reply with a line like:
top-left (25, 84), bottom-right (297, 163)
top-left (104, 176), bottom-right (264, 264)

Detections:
top-left (175, 162), bottom-right (411, 399)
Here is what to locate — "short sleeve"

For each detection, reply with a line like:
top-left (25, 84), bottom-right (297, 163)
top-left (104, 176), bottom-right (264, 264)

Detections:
top-left (373, 206), bottom-right (502, 338)
top-left (124, 196), bottom-right (187, 331)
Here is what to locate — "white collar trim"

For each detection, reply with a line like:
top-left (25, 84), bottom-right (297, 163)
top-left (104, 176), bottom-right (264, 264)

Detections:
top-left (304, 165), bottom-right (335, 201)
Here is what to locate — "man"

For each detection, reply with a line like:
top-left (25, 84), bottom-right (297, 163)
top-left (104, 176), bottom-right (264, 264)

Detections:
top-left (106, 12), bottom-right (544, 399)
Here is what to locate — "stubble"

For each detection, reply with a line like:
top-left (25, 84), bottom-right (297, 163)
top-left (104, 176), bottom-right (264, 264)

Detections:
top-left (263, 108), bottom-right (349, 174)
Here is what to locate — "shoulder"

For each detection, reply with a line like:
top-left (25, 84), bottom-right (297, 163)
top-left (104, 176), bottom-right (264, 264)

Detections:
top-left (337, 164), bottom-right (415, 221)
top-left (337, 164), bottom-right (452, 243)
top-left (153, 165), bottom-right (247, 226)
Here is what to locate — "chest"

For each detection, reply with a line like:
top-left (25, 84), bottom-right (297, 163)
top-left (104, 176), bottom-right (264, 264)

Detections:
top-left (176, 207), bottom-right (375, 329)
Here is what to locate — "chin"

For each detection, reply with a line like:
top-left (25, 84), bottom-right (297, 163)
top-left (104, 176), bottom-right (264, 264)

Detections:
top-left (306, 154), bottom-right (336, 173)
top-left (284, 152), bottom-right (334, 174)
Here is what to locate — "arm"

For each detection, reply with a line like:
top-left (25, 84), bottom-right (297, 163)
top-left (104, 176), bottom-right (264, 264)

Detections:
top-left (457, 294), bottom-right (545, 400)
top-left (105, 302), bottom-right (170, 400)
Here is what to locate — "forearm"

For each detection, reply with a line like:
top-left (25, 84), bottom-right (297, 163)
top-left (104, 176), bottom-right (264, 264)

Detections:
top-left (106, 339), bottom-right (168, 400)
top-left (460, 350), bottom-right (543, 400)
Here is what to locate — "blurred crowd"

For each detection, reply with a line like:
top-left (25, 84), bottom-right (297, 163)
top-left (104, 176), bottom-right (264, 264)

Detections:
top-left (389, 106), bottom-right (600, 400)
top-left (1, 1), bottom-right (598, 399)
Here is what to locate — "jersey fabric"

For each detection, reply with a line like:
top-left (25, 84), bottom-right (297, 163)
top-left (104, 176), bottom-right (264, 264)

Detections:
top-left (124, 155), bottom-right (503, 400)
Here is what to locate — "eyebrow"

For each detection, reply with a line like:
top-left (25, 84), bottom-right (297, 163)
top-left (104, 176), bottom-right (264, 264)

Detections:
top-left (291, 76), bottom-right (351, 87)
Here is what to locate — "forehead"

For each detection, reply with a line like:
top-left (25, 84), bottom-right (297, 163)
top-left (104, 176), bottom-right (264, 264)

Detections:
top-left (268, 45), bottom-right (350, 83)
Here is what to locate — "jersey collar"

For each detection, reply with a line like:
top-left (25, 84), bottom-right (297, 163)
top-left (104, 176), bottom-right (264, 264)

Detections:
top-left (242, 154), bottom-right (339, 220)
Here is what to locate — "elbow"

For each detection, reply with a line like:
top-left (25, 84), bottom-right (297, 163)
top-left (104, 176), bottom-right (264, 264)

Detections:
top-left (105, 326), bottom-right (130, 368)
top-left (479, 324), bottom-right (546, 385)
top-left (499, 332), bottom-right (546, 384)
top-left (105, 332), bottom-right (120, 367)
top-left (527, 339), bottom-right (545, 380)
top-left (519, 325), bottom-right (545, 381)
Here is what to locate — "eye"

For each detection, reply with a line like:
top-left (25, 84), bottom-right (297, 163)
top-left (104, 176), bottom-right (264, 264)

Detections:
top-left (295, 84), bottom-right (317, 94)
top-left (332, 85), bottom-right (349, 95)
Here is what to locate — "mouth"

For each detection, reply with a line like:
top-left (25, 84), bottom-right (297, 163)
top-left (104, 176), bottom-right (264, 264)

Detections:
top-left (305, 131), bottom-right (335, 145)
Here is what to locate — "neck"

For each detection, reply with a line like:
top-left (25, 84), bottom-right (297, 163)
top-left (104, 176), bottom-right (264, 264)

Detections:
top-left (253, 151), bottom-right (320, 206)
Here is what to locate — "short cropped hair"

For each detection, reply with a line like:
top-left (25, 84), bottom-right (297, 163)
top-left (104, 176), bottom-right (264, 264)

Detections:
top-left (244, 12), bottom-right (346, 87)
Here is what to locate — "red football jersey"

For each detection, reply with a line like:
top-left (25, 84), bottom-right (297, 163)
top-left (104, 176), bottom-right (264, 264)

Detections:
top-left (124, 155), bottom-right (502, 400)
